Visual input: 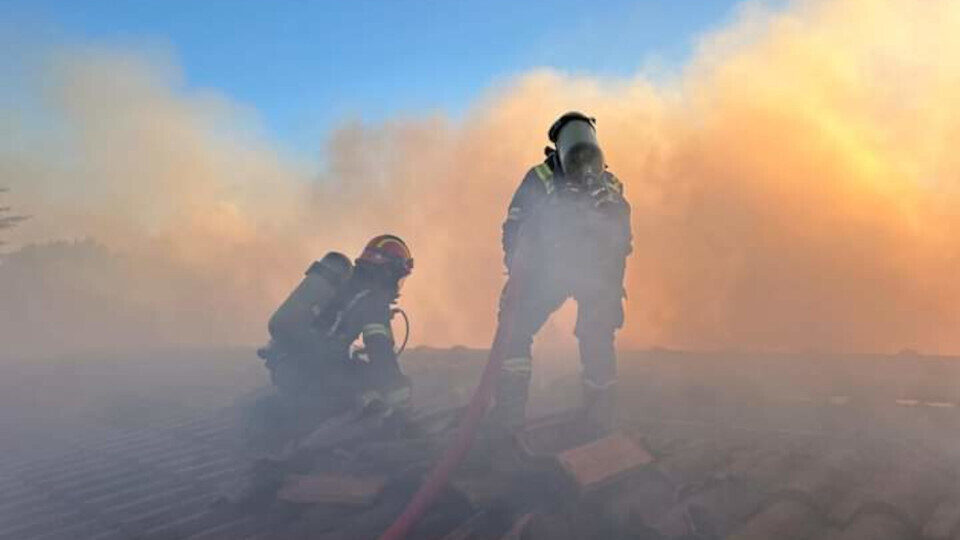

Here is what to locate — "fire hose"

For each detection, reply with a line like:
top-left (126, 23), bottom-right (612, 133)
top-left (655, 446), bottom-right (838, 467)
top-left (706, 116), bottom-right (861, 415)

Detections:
top-left (378, 268), bottom-right (526, 540)
top-left (391, 307), bottom-right (411, 357)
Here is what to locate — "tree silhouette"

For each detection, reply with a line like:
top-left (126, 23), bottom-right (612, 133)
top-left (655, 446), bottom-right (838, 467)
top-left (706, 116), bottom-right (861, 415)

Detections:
top-left (0, 188), bottom-right (30, 247)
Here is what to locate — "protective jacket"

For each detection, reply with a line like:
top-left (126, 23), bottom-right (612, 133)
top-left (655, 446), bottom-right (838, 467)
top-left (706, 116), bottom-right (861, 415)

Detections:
top-left (502, 150), bottom-right (631, 269)
top-left (318, 267), bottom-right (401, 383)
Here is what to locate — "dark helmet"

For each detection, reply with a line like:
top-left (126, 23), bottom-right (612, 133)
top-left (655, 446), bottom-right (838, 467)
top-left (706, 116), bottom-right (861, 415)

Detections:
top-left (357, 234), bottom-right (414, 279)
top-left (548, 111), bottom-right (596, 143)
top-left (548, 111), bottom-right (604, 183)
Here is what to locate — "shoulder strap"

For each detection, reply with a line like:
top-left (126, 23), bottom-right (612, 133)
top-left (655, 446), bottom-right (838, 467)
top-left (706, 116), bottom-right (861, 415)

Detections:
top-left (325, 289), bottom-right (371, 338)
top-left (532, 163), bottom-right (555, 194)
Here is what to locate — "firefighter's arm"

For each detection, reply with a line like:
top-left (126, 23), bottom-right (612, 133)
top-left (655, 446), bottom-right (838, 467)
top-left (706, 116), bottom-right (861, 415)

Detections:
top-left (604, 197), bottom-right (632, 291)
top-left (599, 172), bottom-right (633, 260)
top-left (361, 320), bottom-right (396, 365)
top-left (361, 311), bottom-right (408, 391)
top-left (502, 170), bottom-right (544, 269)
top-left (618, 187), bottom-right (633, 258)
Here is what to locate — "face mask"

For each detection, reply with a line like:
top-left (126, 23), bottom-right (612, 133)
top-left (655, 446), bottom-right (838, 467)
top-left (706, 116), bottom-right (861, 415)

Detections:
top-left (556, 120), bottom-right (604, 184)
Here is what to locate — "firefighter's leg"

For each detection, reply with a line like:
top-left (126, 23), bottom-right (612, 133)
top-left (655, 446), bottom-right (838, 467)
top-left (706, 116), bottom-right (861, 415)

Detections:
top-left (488, 278), bottom-right (565, 431)
top-left (575, 287), bottom-right (625, 433)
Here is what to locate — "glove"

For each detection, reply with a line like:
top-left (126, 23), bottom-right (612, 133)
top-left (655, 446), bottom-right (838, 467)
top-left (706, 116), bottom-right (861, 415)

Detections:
top-left (350, 346), bottom-right (370, 364)
top-left (589, 184), bottom-right (620, 210)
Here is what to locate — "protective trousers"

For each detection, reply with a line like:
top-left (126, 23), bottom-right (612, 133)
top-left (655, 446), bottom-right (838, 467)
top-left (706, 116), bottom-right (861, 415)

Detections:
top-left (489, 269), bottom-right (624, 430)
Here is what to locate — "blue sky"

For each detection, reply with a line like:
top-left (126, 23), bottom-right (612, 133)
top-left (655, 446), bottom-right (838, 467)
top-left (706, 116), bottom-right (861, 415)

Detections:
top-left (7, 1), bottom-right (743, 153)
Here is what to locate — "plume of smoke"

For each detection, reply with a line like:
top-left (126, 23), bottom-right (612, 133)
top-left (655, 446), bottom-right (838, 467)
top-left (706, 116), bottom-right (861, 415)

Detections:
top-left (3, 0), bottom-right (960, 357)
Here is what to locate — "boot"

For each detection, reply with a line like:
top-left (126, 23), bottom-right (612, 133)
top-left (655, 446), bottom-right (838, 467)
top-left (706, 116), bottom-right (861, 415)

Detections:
top-left (582, 380), bottom-right (618, 435)
top-left (479, 411), bottom-right (525, 473)
top-left (487, 372), bottom-right (530, 432)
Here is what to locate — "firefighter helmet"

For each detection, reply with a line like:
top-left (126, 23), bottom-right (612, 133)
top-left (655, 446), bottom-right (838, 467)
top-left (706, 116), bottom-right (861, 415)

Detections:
top-left (358, 234), bottom-right (414, 278)
top-left (548, 111), bottom-right (596, 143)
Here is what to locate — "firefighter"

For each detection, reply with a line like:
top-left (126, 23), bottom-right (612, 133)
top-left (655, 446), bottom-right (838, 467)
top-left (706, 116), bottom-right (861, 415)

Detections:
top-left (320, 234), bottom-right (415, 412)
top-left (249, 235), bottom-right (414, 446)
top-left (491, 112), bottom-right (632, 433)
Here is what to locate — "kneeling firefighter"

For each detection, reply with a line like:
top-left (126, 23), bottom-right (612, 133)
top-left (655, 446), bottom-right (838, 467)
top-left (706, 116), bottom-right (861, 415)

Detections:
top-left (256, 235), bottom-right (415, 432)
top-left (491, 111), bottom-right (632, 434)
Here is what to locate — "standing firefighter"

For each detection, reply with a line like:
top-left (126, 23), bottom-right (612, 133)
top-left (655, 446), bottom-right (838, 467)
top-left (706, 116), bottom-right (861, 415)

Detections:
top-left (491, 112), bottom-right (632, 433)
top-left (250, 235), bottom-right (414, 446)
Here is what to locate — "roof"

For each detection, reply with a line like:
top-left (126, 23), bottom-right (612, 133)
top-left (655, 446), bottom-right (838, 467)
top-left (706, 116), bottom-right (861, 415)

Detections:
top-left (2, 348), bottom-right (960, 539)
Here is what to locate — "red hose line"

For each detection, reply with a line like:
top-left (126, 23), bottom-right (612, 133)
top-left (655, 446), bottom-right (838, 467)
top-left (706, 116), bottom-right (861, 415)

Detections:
top-left (378, 277), bottom-right (523, 540)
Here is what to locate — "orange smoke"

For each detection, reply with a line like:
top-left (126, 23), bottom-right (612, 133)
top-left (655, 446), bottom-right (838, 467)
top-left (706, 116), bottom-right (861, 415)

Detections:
top-left (3, 0), bottom-right (960, 356)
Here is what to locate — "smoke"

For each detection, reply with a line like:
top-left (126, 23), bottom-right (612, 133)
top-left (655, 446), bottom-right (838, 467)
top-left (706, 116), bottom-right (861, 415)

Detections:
top-left (1, 46), bottom-right (317, 354)
top-left (3, 0), bottom-right (960, 357)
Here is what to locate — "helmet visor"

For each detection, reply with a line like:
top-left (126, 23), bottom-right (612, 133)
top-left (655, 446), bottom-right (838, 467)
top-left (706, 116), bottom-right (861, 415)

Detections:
top-left (556, 120), bottom-right (603, 182)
